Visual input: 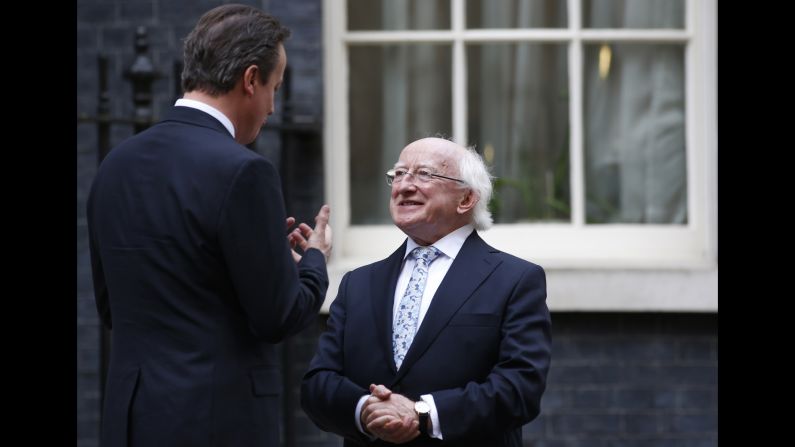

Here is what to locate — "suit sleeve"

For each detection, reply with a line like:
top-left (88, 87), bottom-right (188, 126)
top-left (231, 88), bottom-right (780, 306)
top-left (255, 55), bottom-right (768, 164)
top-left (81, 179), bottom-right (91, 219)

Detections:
top-left (87, 184), bottom-right (112, 330)
top-left (217, 158), bottom-right (328, 343)
top-left (432, 263), bottom-right (551, 441)
top-left (300, 272), bottom-right (372, 443)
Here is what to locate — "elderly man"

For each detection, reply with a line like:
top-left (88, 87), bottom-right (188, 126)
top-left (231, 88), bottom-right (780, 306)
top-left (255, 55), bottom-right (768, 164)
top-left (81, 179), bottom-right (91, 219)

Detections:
top-left (301, 137), bottom-right (551, 446)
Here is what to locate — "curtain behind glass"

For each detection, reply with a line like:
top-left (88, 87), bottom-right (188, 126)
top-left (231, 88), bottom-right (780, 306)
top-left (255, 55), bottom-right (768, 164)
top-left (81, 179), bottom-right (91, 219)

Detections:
top-left (468, 0), bottom-right (570, 223)
top-left (348, 0), bottom-right (450, 30)
top-left (584, 0), bottom-right (687, 224)
top-left (349, 1), bottom-right (451, 224)
top-left (584, 0), bottom-right (685, 28)
top-left (467, 0), bottom-right (567, 28)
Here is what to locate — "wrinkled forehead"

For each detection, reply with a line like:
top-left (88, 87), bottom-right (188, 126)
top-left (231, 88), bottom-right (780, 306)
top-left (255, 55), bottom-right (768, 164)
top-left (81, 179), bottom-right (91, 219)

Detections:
top-left (395, 140), bottom-right (460, 171)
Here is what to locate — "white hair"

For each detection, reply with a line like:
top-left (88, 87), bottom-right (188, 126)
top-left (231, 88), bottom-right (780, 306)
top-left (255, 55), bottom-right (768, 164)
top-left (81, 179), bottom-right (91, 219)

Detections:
top-left (456, 145), bottom-right (494, 230)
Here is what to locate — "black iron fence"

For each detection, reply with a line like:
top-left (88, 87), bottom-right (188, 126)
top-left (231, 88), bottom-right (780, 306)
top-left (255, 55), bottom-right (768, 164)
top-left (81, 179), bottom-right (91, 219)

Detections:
top-left (77, 26), bottom-right (162, 163)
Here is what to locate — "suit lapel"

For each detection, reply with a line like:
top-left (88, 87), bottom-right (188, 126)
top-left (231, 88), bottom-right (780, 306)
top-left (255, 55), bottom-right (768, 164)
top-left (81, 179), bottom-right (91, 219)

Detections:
top-left (371, 240), bottom-right (408, 375)
top-left (394, 232), bottom-right (501, 381)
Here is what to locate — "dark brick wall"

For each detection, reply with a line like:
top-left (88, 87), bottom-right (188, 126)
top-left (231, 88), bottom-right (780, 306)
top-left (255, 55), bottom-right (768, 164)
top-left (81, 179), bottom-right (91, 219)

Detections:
top-left (522, 313), bottom-right (717, 447)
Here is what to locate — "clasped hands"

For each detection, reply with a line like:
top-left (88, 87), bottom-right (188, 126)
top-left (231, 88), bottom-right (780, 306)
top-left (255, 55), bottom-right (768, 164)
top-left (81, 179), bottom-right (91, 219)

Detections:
top-left (360, 384), bottom-right (422, 444)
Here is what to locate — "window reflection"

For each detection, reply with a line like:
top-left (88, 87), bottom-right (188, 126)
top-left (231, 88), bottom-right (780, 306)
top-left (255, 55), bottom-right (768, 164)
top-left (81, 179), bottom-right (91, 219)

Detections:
top-left (468, 43), bottom-right (570, 223)
top-left (349, 45), bottom-right (452, 224)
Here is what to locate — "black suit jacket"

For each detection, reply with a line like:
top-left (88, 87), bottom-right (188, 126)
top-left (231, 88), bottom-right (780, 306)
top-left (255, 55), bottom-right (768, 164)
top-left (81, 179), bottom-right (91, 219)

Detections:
top-left (87, 106), bottom-right (328, 447)
top-left (301, 231), bottom-right (551, 446)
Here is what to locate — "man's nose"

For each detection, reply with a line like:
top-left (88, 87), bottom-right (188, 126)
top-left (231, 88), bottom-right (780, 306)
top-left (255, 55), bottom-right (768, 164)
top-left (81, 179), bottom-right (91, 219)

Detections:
top-left (396, 177), bottom-right (419, 191)
top-left (405, 171), bottom-right (427, 184)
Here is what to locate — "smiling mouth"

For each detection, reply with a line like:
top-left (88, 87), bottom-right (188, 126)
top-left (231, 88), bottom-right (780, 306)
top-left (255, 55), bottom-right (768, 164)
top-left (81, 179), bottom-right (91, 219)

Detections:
top-left (399, 201), bottom-right (423, 206)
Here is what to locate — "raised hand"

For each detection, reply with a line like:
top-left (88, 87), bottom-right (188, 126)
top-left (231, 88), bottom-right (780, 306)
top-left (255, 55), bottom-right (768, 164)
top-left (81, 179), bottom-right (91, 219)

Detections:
top-left (287, 205), bottom-right (333, 263)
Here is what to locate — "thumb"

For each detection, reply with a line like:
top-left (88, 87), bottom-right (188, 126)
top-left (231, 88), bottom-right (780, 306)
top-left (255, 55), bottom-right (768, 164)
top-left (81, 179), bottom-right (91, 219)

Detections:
top-left (314, 204), bottom-right (330, 232)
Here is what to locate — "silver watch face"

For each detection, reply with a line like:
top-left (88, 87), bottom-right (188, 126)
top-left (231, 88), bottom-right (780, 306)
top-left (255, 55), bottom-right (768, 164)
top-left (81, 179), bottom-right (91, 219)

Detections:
top-left (415, 401), bottom-right (431, 414)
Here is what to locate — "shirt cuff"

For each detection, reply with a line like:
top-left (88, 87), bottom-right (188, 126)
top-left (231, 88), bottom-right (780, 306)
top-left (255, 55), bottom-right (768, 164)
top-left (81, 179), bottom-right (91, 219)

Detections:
top-left (354, 394), bottom-right (377, 440)
top-left (421, 394), bottom-right (443, 440)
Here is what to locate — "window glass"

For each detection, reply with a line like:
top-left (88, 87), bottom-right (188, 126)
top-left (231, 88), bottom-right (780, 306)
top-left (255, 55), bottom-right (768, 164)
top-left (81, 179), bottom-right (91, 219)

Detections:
top-left (348, 0), bottom-right (450, 31)
top-left (467, 0), bottom-right (567, 28)
top-left (349, 44), bottom-right (453, 224)
top-left (583, 43), bottom-right (687, 223)
top-left (583, 0), bottom-right (685, 28)
top-left (468, 43), bottom-right (570, 223)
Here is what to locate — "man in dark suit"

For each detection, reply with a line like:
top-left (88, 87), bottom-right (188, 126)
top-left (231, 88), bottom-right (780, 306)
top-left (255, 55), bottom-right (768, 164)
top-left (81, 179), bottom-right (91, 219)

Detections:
top-left (301, 137), bottom-right (551, 446)
top-left (86, 5), bottom-right (332, 446)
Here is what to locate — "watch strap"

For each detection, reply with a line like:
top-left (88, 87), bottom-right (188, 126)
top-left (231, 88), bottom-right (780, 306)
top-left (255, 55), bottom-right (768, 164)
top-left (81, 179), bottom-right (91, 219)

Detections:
top-left (416, 401), bottom-right (430, 437)
top-left (418, 411), bottom-right (429, 436)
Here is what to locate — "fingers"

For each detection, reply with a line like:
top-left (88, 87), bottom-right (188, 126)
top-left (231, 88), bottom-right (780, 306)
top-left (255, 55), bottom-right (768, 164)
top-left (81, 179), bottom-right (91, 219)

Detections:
top-left (367, 416), bottom-right (413, 437)
top-left (297, 223), bottom-right (313, 238)
top-left (324, 223), bottom-right (333, 246)
top-left (366, 414), bottom-right (395, 430)
top-left (368, 415), bottom-right (419, 444)
top-left (288, 229), bottom-right (305, 249)
top-left (285, 217), bottom-right (303, 264)
top-left (364, 403), bottom-right (420, 444)
top-left (369, 383), bottom-right (392, 400)
top-left (287, 231), bottom-right (300, 249)
top-left (307, 205), bottom-right (332, 262)
top-left (382, 415), bottom-right (416, 431)
top-left (289, 224), bottom-right (311, 247)
top-left (289, 205), bottom-right (332, 263)
top-left (313, 204), bottom-right (330, 233)
top-left (362, 396), bottom-right (415, 427)
top-left (362, 403), bottom-right (398, 427)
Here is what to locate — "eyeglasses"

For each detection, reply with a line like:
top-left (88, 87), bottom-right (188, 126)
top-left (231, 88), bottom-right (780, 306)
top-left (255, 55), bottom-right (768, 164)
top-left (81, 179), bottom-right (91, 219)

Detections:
top-left (385, 168), bottom-right (465, 186)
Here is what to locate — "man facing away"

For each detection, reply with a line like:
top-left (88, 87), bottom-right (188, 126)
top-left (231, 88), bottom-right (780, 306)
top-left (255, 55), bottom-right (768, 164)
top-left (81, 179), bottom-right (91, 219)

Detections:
top-left (301, 137), bottom-right (551, 446)
top-left (87, 4), bottom-right (332, 446)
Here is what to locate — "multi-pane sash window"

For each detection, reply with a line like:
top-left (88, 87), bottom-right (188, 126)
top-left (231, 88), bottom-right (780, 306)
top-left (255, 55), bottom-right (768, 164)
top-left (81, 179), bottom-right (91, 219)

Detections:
top-left (323, 0), bottom-right (716, 269)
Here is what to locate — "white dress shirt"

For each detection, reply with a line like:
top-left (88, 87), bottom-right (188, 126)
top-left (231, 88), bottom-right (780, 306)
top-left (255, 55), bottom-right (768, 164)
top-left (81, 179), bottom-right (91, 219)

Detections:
top-left (174, 98), bottom-right (235, 138)
top-left (355, 224), bottom-right (475, 440)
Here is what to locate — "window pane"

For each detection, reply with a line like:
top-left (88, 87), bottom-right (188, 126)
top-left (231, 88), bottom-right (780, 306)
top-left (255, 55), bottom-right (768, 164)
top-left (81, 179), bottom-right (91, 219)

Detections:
top-left (467, 43), bottom-right (570, 223)
top-left (348, 0), bottom-right (450, 31)
top-left (584, 43), bottom-right (687, 224)
top-left (467, 0), bottom-right (567, 28)
top-left (349, 45), bottom-right (452, 224)
top-left (583, 0), bottom-right (685, 29)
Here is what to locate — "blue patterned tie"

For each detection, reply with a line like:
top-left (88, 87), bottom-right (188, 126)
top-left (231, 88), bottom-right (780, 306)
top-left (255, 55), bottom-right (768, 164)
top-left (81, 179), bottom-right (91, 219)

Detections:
top-left (393, 246), bottom-right (441, 369)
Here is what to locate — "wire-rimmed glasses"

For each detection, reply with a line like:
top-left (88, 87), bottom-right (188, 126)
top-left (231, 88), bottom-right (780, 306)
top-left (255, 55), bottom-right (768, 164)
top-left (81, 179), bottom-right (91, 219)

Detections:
top-left (385, 168), bottom-right (465, 186)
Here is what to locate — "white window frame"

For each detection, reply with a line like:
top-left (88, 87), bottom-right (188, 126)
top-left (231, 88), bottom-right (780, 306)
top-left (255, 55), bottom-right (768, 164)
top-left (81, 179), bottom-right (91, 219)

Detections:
top-left (321, 0), bottom-right (717, 312)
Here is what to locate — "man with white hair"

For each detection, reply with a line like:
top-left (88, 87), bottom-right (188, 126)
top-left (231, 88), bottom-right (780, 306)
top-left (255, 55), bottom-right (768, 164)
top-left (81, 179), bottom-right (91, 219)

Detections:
top-left (301, 137), bottom-right (551, 446)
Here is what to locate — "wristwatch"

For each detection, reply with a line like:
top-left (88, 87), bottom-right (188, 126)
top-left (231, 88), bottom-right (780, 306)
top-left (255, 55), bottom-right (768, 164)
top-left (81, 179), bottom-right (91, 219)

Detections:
top-left (414, 400), bottom-right (430, 436)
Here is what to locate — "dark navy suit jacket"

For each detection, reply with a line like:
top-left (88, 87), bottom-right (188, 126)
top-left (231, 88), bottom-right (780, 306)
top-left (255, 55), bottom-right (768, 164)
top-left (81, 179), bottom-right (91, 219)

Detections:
top-left (87, 106), bottom-right (328, 447)
top-left (301, 231), bottom-right (551, 446)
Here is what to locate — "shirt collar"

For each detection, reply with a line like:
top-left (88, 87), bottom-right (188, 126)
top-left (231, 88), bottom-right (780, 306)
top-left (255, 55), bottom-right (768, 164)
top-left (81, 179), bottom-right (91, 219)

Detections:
top-left (404, 224), bottom-right (474, 261)
top-left (175, 98), bottom-right (235, 138)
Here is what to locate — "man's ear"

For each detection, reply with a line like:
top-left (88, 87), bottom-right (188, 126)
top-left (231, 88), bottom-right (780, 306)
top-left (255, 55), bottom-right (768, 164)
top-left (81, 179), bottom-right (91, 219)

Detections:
top-left (457, 188), bottom-right (478, 215)
top-left (242, 65), bottom-right (259, 96)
